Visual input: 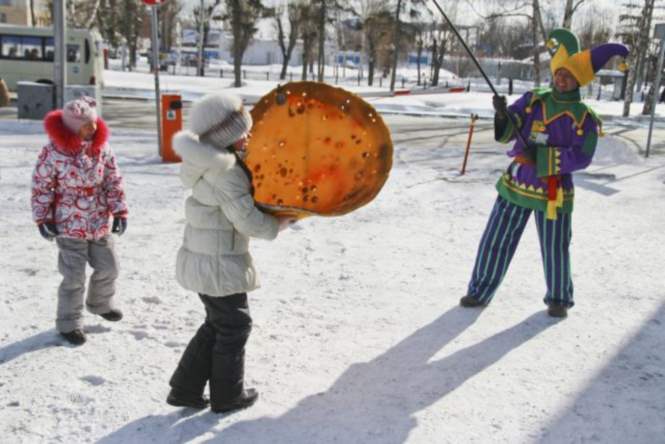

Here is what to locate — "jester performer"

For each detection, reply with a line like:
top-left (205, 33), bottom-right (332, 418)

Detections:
top-left (459, 29), bottom-right (628, 318)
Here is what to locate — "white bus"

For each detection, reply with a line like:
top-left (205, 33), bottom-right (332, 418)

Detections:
top-left (0, 25), bottom-right (104, 91)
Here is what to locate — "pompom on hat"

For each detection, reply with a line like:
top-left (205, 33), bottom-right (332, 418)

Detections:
top-left (62, 96), bottom-right (98, 133)
top-left (188, 92), bottom-right (252, 149)
top-left (547, 28), bottom-right (629, 87)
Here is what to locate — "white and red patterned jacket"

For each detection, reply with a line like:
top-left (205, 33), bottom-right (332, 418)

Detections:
top-left (31, 110), bottom-right (128, 240)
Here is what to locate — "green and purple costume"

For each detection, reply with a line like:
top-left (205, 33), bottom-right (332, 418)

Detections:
top-left (464, 28), bottom-right (629, 310)
top-left (496, 87), bottom-right (599, 218)
top-left (465, 86), bottom-right (600, 307)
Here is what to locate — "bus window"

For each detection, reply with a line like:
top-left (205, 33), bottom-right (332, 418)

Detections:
top-left (1, 35), bottom-right (20, 58)
top-left (44, 37), bottom-right (54, 61)
top-left (21, 36), bottom-right (42, 60)
top-left (67, 44), bottom-right (80, 63)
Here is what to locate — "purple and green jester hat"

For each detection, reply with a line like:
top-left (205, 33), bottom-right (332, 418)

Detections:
top-left (546, 28), bottom-right (629, 87)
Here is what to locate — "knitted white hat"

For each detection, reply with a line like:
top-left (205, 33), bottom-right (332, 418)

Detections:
top-left (188, 92), bottom-right (252, 149)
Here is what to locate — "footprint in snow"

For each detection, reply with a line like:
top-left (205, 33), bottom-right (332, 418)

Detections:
top-left (80, 375), bottom-right (106, 386)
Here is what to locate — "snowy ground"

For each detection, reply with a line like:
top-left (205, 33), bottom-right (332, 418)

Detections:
top-left (1, 114), bottom-right (664, 444)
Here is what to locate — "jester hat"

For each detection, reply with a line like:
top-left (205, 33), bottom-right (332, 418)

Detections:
top-left (547, 28), bottom-right (629, 87)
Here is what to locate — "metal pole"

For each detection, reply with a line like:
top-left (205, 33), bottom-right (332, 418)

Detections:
top-left (151, 4), bottom-right (163, 156)
top-left (53, 0), bottom-right (66, 108)
top-left (429, 0), bottom-right (529, 148)
top-left (646, 38), bottom-right (665, 158)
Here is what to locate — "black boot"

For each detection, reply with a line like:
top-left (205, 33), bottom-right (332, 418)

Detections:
top-left (547, 303), bottom-right (568, 318)
top-left (459, 295), bottom-right (486, 308)
top-left (99, 309), bottom-right (123, 322)
top-left (210, 388), bottom-right (258, 413)
top-left (60, 329), bottom-right (86, 345)
top-left (166, 387), bottom-right (210, 409)
top-left (169, 323), bottom-right (215, 403)
top-left (210, 352), bottom-right (257, 413)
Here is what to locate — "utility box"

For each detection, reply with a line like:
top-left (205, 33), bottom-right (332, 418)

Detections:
top-left (64, 85), bottom-right (102, 116)
top-left (161, 93), bottom-right (183, 162)
top-left (17, 81), bottom-right (54, 120)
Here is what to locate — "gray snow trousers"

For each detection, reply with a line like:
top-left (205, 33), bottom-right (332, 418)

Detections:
top-left (55, 236), bottom-right (119, 332)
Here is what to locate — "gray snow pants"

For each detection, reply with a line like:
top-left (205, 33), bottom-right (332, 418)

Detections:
top-left (55, 236), bottom-right (119, 333)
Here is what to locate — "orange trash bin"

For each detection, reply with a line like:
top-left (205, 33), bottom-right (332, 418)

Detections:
top-left (161, 94), bottom-right (182, 162)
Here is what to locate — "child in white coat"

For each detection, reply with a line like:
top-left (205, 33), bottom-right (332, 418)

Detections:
top-left (167, 92), bottom-right (293, 413)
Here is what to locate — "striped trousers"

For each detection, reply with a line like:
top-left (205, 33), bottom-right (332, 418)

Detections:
top-left (467, 196), bottom-right (574, 307)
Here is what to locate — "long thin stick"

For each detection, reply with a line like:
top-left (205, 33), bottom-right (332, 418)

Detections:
top-left (430, 0), bottom-right (529, 147)
top-left (461, 113), bottom-right (478, 175)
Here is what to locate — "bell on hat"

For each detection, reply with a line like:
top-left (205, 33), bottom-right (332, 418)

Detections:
top-left (547, 28), bottom-right (629, 87)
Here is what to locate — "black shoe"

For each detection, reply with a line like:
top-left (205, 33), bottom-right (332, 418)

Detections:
top-left (60, 329), bottom-right (86, 345)
top-left (166, 388), bottom-right (210, 409)
top-left (547, 304), bottom-right (568, 318)
top-left (459, 295), bottom-right (486, 308)
top-left (211, 388), bottom-right (259, 414)
top-left (99, 309), bottom-right (123, 322)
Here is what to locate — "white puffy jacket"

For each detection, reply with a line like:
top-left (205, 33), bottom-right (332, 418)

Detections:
top-left (173, 130), bottom-right (279, 297)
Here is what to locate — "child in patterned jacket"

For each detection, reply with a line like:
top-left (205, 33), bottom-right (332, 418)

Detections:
top-left (31, 97), bottom-right (128, 345)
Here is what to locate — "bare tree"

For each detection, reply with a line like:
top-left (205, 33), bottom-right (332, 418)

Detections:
top-left (159, 0), bottom-right (183, 52)
top-left (29, 0), bottom-right (37, 26)
top-left (465, 0), bottom-right (549, 85)
top-left (363, 7), bottom-right (393, 86)
top-left (389, 0), bottom-right (425, 92)
top-left (622, 0), bottom-right (656, 117)
top-left (562, 0), bottom-right (588, 28)
top-left (275, 2), bottom-right (304, 80)
top-left (299, 3), bottom-right (318, 81)
top-left (218, 0), bottom-right (270, 87)
top-left (429, 20), bottom-right (454, 86)
top-left (118, 0), bottom-right (145, 69)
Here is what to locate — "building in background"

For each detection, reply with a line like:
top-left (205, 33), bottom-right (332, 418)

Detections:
top-left (0, 0), bottom-right (49, 26)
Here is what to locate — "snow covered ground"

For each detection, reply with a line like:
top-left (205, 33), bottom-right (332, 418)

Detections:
top-left (1, 107), bottom-right (664, 444)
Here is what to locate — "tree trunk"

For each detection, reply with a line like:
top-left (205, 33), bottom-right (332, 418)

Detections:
top-left (636, 0), bottom-right (656, 91)
top-left (317, 0), bottom-right (326, 82)
top-left (389, 0), bottom-right (402, 92)
top-left (302, 33), bottom-right (311, 81)
top-left (562, 0), bottom-right (574, 28)
top-left (623, 0), bottom-right (654, 116)
top-left (29, 0), bottom-right (37, 26)
top-left (642, 42), bottom-right (662, 115)
top-left (532, 0), bottom-right (541, 86)
top-left (276, 13), bottom-right (288, 80)
top-left (416, 38), bottom-right (422, 86)
top-left (232, 0), bottom-right (242, 87)
top-left (85, 0), bottom-right (102, 29)
top-left (642, 82), bottom-right (656, 115)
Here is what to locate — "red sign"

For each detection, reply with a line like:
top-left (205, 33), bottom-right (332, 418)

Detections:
top-left (143, 0), bottom-right (164, 5)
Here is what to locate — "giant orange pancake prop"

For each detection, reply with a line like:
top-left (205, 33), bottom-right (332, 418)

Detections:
top-left (246, 82), bottom-right (393, 219)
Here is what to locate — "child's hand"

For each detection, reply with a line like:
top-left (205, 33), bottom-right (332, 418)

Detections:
top-left (38, 222), bottom-right (58, 241)
top-left (112, 217), bottom-right (127, 236)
